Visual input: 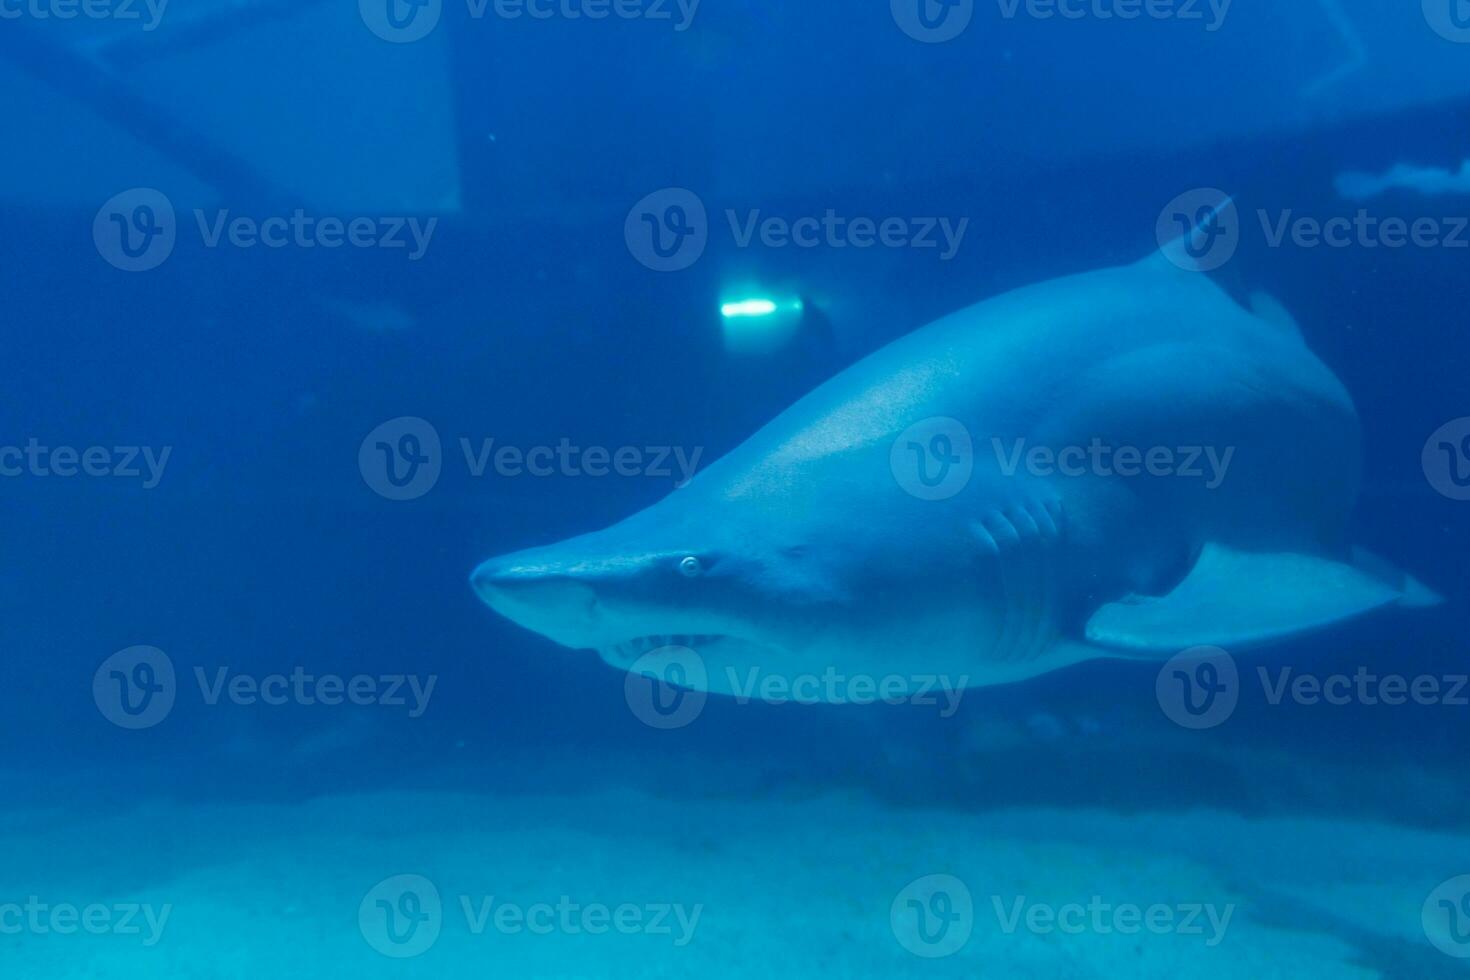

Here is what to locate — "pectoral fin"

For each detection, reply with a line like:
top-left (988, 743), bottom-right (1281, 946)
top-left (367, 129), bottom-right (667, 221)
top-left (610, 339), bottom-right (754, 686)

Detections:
top-left (1085, 544), bottom-right (1407, 654)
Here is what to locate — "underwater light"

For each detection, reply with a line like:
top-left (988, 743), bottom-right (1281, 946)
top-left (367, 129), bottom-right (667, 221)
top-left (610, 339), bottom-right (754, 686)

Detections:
top-left (721, 297), bottom-right (803, 319)
top-left (718, 293), bottom-right (810, 355)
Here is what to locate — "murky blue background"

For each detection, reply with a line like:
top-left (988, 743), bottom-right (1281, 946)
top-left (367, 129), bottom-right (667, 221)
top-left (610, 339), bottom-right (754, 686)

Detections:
top-left (1, 2), bottom-right (1468, 976)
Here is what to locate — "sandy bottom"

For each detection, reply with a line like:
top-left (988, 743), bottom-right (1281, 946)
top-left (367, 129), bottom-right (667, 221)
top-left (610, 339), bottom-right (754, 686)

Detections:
top-left (2, 785), bottom-right (1467, 978)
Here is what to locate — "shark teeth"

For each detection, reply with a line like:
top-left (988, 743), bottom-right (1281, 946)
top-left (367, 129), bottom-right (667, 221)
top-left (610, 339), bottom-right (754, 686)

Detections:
top-left (607, 634), bottom-right (720, 663)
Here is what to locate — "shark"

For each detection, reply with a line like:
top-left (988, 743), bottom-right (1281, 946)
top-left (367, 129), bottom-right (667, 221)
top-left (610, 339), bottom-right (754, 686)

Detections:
top-left (471, 227), bottom-right (1439, 698)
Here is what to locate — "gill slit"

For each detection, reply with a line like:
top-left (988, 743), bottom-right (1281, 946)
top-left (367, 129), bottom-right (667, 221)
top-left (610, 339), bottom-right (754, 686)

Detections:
top-left (980, 497), bottom-right (1064, 665)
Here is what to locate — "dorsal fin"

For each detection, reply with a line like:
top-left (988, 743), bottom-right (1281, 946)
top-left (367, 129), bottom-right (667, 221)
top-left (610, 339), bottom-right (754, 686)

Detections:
top-left (1139, 193), bottom-right (1237, 275)
top-left (1248, 291), bottom-right (1303, 339)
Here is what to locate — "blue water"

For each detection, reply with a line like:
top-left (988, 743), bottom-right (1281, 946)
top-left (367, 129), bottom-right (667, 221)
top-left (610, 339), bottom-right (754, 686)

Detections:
top-left (2, 3), bottom-right (1468, 977)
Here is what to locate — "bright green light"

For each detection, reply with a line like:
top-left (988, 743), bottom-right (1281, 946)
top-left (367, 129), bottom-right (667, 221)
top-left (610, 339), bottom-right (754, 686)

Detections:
top-left (721, 297), bottom-right (804, 320)
top-left (722, 299), bottom-right (779, 318)
top-left (719, 293), bottom-right (806, 353)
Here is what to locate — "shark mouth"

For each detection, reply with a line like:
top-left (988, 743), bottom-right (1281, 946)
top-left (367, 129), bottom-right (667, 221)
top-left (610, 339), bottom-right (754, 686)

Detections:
top-left (603, 634), bottom-right (726, 663)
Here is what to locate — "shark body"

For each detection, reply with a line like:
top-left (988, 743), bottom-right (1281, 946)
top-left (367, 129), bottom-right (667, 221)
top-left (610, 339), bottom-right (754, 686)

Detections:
top-left (472, 245), bottom-right (1436, 697)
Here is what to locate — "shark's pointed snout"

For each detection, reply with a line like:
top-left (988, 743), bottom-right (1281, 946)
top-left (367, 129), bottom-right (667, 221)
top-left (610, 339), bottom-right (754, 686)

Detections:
top-left (471, 556), bottom-right (601, 646)
top-left (471, 557), bottom-right (549, 598)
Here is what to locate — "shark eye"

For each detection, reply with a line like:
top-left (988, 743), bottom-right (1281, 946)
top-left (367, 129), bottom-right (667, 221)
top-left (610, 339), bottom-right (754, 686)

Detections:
top-left (678, 556), bottom-right (703, 578)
